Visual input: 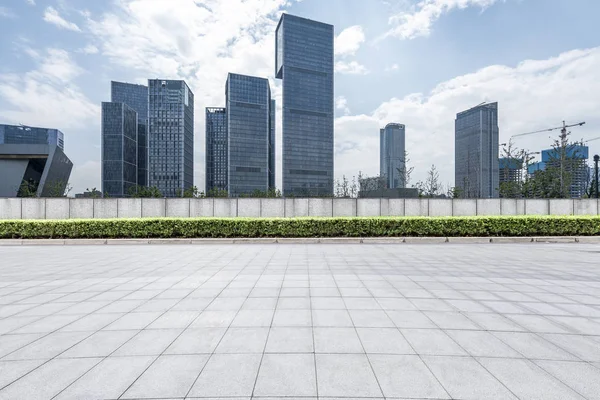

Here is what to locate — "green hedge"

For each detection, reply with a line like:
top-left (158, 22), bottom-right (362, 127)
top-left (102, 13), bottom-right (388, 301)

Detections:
top-left (0, 216), bottom-right (599, 239)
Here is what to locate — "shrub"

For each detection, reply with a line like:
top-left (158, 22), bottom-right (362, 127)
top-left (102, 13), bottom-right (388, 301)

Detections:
top-left (0, 216), bottom-right (599, 239)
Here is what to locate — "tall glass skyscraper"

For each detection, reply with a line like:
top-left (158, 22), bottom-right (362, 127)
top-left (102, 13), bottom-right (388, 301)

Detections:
top-left (276, 14), bottom-right (334, 197)
top-left (380, 123), bottom-right (406, 189)
top-left (148, 79), bottom-right (194, 197)
top-left (111, 81), bottom-right (148, 187)
top-left (205, 107), bottom-right (228, 194)
top-left (101, 102), bottom-right (138, 197)
top-left (269, 99), bottom-right (276, 191)
top-left (455, 102), bottom-right (499, 198)
top-left (0, 124), bottom-right (64, 149)
top-left (226, 73), bottom-right (272, 197)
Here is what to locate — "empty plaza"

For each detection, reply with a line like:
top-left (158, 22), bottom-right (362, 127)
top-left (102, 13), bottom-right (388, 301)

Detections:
top-left (0, 243), bottom-right (599, 400)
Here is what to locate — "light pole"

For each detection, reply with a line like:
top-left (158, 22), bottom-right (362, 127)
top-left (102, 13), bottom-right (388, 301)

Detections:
top-left (594, 154), bottom-right (599, 199)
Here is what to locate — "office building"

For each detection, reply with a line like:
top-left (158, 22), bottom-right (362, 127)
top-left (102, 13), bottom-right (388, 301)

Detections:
top-left (380, 123), bottom-right (406, 189)
top-left (0, 124), bottom-right (64, 149)
top-left (226, 73), bottom-right (272, 197)
top-left (499, 158), bottom-right (523, 183)
top-left (148, 79), bottom-right (194, 197)
top-left (111, 81), bottom-right (148, 186)
top-left (0, 124), bottom-right (72, 197)
top-left (205, 107), bottom-right (228, 194)
top-left (276, 14), bottom-right (334, 196)
top-left (101, 102), bottom-right (138, 197)
top-left (455, 102), bottom-right (499, 198)
top-left (528, 145), bottom-right (589, 198)
top-left (269, 99), bottom-right (276, 191)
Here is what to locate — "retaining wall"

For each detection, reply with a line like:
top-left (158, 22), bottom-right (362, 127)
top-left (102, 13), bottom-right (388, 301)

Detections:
top-left (0, 198), bottom-right (599, 219)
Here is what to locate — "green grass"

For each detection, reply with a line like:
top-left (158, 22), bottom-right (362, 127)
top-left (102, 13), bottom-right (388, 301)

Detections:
top-left (1, 216), bottom-right (599, 239)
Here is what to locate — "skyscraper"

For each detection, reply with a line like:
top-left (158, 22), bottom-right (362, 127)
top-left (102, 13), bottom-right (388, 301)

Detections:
top-left (380, 123), bottom-right (406, 189)
top-left (101, 102), bottom-right (138, 197)
top-left (0, 124), bottom-right (64, 149)
top-left (111, 81), bottom-right (148, 186)
top-left (148, 79), bottom-right (194, 197)
top-left (269, 99), bottom-right (276, 191)
top-left (205, 107), bottom-right (228, 194)
top-left (226, 73), bottom-right (272, 197)
top-left (455, 102), bottom-right (499, 198)
top-left (276, 14), bottom-right (334, 197)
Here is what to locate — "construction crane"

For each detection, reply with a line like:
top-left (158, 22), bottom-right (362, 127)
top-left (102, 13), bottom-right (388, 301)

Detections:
top-left (512, 121), bottom-right (586, 139)
top-left (585, 136), bottom-right (600, 144)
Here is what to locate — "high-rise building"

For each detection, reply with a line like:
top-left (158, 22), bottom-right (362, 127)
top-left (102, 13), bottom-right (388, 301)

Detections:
top-left (499, 157), bottom-right (523, 190)
top-left (111, 81), bottom-right (148, 186)
top-left (276, 14), bottom-right (334, 197)
top-left (0, 124), bottom-right (64, 149)
top-left (101, 102), bottom-right (138, 197)
top-left (380, 123), bottom-right (406, 189)
top-left (528, 145), bottom-right (590, 198)
top-left (0, 124), bottom-right (72, 197)
top-left (269, 99), bottom-right (276, 191)
top-left (455, 102), bottom-right (499, 198)
top-left (148, 79), bottom-right (194, 197)
top-left (205, 107), bottom-right (228, 194)
top-left (226, 73), bottom-right (272, 197)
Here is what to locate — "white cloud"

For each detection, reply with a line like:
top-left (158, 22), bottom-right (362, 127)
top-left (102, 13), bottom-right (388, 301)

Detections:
top-left (336, 96), bottom-right (350, 116)
top-left (335, 25), bottom-right (365, 56)
top-left (382, 0), bottom-right (501, 40)
top-left (335, 61), bottom-right (369, 75)
top-left (386, 63), bottom-right (400, 71)
top-left (43, 6), bottom-right (82, 31)
top-left (77, 44), bottom-right (99, 54)
top-left (0, 48), bottom-right (98, 130)
top-left (335, 47), bottom-right (600, 188)
top-left (0, 7), bottom-right (17, 18)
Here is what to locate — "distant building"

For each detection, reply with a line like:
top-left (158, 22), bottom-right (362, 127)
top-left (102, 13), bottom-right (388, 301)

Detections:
top-left (205, 107), bottom-right (228, 194)
top-left (148, 79), bottom-right (194, 197)
top-left (455, 102), bottom-right (499, 198)
top-left (0, 124), bottom-right (72, 197)
top-left (111, 81), bottom-right (148, 186)
top-left (75, 189), bottom-right (102, 198)
top-left (0, 124), bottom-right (64, 149)
top-left (226, 73), bottom-right (272, 197)
top-left (528, 145), bottom-right (590, 198)
top-left (499, 157), bottom-right (523, 184)
top-left (101, 102), bottom-right (138, 197)
top-left (380, 123), bottom-right (406, 189)
top-left (269, 99), bottom-right (276, 191)
top-left (276, 13), bottom-right (334, 197)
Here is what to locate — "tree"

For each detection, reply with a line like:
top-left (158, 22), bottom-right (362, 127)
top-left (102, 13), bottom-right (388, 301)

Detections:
top-left (335, 175), bottom-right (351, 198)
top-left (82, 188), bottom-right (102, 198)
top-left (128, 185), bottom-right (163, 198)
top-left (17, 179), bottom-right (38, 197)
top-left (206, 187), bottom-right (228, 198)
top-left (416, 165), bottom-right (442, 198)
top-left (43, 180), bottom-right (72, 197)
top-left (397, 151), bottom-right (414, 188)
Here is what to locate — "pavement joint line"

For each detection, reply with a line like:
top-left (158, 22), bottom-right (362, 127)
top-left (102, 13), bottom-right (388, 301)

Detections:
top-left (1, 236), bottom-right (599, 246)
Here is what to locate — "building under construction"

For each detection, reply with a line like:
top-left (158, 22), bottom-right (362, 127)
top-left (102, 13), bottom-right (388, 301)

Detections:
top-left (528, 145), bottom-right (590, 198)
top-left (499, 158), bottom-right (523, 185)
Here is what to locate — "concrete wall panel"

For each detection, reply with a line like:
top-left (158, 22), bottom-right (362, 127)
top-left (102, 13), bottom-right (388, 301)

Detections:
top-left (333, 198), bottom-right (356, 217)
top-left (190, 199), bottom-right (214, 217)
top-left (387, 199), bottom-right (405, 217)
top-left (357, 199), bottom-right (380, 217)
top-left (0, 198), bottom-right (22, 220)
top-left (45, 198), bottom-right (69, 219)
top-left (293, 199), bottom-right (309, 217)
top-left (238, 199), bottom-right (260, 218)
top-left (214, 199), bottom-right (237, 217)
top-left (94, 199), bottom-right (118, 219)
top-left (70, 199), bottom-right (93, 219)
top-left (574, 199), bottom-right (598, 215)
top-left (405, 199), bottom-right (428, 216)
top-left (429, 199), bottom-right (453, 217)
top-left (261, 199), bottom-right (285, 218)
top-left (118, 199), bottom-right (142, 218)
top-left (308, 199), bottom-right (332, 217)
top-left (453, 199), bottom-right (477, 216)
top-left (549, 199), bottom-right (573, 216)
top-left (22, 198), bottom-right (45, 219)
top-left (525, 199), bottom-right (549, 215)
top-left (166, 199), bottom-right (190, 218)
top-left (477, 199), bottom-right (501, 216)
top-left (500, 199), bottom-right (518, 216)
top-left (142, 199), bottom-right (166, 218)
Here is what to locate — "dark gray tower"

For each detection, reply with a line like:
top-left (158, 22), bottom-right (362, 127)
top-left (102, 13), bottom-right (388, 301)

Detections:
top-left (380, 123), bottom-right (406, 189)
top-left (205, 107), bottom-right (227, 194)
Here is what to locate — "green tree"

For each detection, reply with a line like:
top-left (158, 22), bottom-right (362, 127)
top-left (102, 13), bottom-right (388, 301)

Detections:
top-left (416, 165), bottom-right (442, 198)
top-left (206, 187), bottom-right (228, 198)
top-left (17, 179), bottom-right (38, 197)
top-left (128, 185), bottom-right (163, 198)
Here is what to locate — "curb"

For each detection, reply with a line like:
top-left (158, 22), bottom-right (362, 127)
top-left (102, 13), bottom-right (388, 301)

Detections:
top-left (1, 236), bottom-right (599, 246)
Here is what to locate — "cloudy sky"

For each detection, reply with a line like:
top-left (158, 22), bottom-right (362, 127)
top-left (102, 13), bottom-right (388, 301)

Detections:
top-left (1, 0), bottom-right (599, 194)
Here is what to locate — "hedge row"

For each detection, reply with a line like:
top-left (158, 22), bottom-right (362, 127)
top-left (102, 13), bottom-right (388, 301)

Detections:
top-left (1, 216), bottom-right (599, 239)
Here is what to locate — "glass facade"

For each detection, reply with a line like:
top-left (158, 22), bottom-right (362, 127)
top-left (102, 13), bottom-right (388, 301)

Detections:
top-left (101, 102), bottom-right (138, 197)
top-left (0, 124), bottom-right (64, 150)
top-left (226, 73), bottom-right (271, 197)
top-left (455, 102), bottom-right (499, 198)
top-left (269, 99), bottom-right (276, 190)
top-left (148, 79), bottom-right (194, 197)
top-left (111, 81), bottom-right (148, 186)
top-left (276, 14), bottom-right (334, 197)
top-left (380, 123), bottom-right (406, 189)
top-left (205, 107), bottom-right (228, 193)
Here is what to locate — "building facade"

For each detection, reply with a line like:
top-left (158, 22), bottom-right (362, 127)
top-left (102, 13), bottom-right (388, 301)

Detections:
top-left (111, 81), bottom-right (148, 187)
top-left (148, 79), bottom-right (194, 197)
top-left (226, 73), bottom-right (272, 197)
top-left (528, 145), bottom-right (590, 198)
top-left (101, 102), bottom-right (138, 197)
top-left (0, 124), bottom-right (64, 149)
top-left (380, 123), bottom-right (406, 189)
top-left (455, 102), bottom-right (500, 198)
top-left (269, 99), bottom-right (276, 191)
top-left (276, 13), bottom-right (334, 196)
top-left (205, 107), bottom-right (228, 194)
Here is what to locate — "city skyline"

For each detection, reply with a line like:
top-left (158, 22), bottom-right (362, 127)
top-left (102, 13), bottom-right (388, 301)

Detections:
top-left (0, 0), bottom-right (599, 194)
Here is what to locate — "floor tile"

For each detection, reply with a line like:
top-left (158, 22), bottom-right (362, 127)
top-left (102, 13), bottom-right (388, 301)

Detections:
top-left (59, 330), bottom-right (137, 358)
top-left (165, 328), bottom-right (226, 355)
top-left (314, 328), bottom-right (364, 353)
top-left (113, 329), bottom-right (182, 356)
top-left (401, 329), bottom-right (467, 356)
top-left (316, 354), bottom-right (383, 397)
top-left (272, 310), bottom-right (312, 327)
top-left (535, 360), bottom-right (600, 400)
top-left (188, 354), bottom-right (262, 397)
top-left (266, 327), bottom-right (314, 353)
top-left (254, 354), bottom-right (317, 397)
top-left (356, 328), bottom-right (414, 354)
top-left (493, 332), bottom-right (579, 361)
top-left (312, 310), bottom-right (353, 327)
top-left (215, 327), bottom-right (269, 353)
top-left (446, 330), bottom-right (523, 358)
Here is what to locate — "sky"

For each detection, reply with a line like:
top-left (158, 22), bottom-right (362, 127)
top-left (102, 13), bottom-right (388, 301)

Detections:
top-left (1, 0), bottom-right (599, 194)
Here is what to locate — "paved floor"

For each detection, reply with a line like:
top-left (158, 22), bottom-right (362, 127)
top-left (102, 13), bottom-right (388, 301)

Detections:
top-left (0, 244), bottom-right (599, 400)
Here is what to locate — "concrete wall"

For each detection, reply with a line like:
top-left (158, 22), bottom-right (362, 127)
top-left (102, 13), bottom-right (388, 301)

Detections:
top-left (1, 198), bottom-right (599, 219)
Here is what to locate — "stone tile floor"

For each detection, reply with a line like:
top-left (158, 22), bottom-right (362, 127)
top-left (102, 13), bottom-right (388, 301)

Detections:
top-left (0, 243), bottom-right (599, 400)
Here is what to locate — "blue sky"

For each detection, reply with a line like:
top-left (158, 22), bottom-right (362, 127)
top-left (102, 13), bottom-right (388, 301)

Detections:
top-left (1, 0), bottom-right (599, 194)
